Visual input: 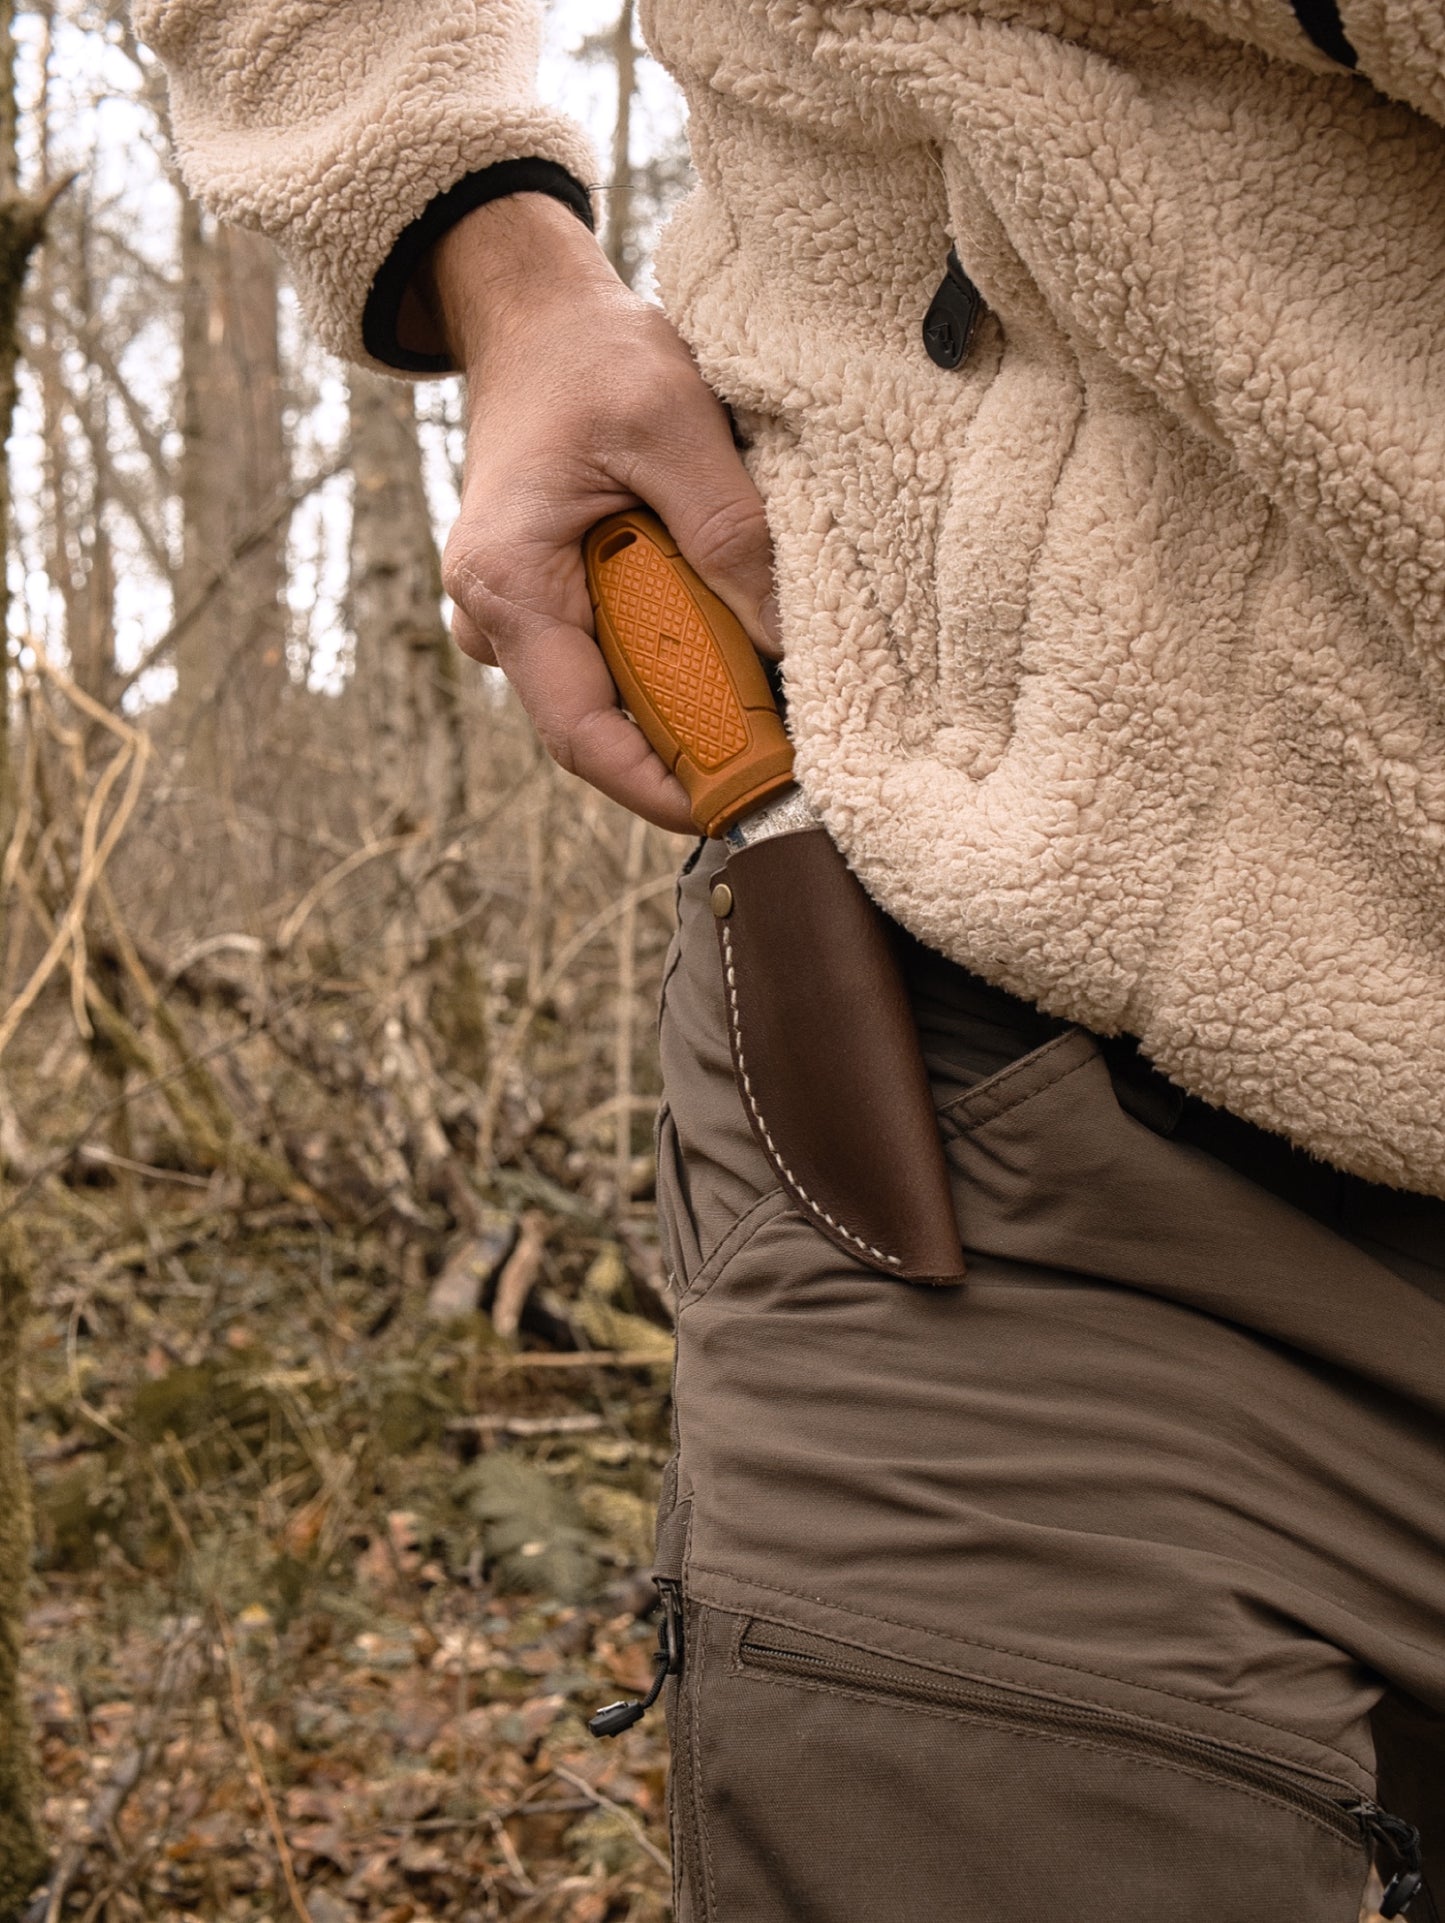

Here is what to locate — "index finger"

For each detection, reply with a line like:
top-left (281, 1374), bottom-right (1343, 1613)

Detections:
top-left (492, 613), bottom-right (696, 833)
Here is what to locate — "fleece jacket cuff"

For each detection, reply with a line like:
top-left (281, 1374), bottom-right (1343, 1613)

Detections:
top-left (362, 158), bottom-right (597, 375)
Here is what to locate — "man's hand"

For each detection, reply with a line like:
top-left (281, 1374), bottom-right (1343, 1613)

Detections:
top-left (424, 193), bottom-right (781, 834)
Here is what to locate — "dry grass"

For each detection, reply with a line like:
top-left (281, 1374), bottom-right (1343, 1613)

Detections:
top-left (2, 628), bottom-right (688, 1921)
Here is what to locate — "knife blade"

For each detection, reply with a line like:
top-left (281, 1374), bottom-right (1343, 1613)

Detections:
top-left (583, 508), bottom-right (965, 1283)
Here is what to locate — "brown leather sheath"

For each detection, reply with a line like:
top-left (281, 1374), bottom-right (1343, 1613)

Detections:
top-left (711, 827), bottom-right (966, 1283)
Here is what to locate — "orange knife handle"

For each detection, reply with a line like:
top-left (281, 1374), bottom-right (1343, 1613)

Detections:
top-left (584, 509), bottom-right (795, 837)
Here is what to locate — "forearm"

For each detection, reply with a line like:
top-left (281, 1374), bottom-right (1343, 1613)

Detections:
top-left (418, 191), bottom-right (614, 369)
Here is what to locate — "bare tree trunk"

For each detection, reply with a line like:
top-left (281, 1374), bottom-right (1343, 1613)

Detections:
top-left (612, 811), bottom-right (646, 1208)
top-left (67, 217), bottom-right (118, 711)
top-left (0, 9), bottom-right (35, 866)
top-left (348, 368), bottom-right (466, 860)
top-left (347, 368), bottom-right (473, 1186)
top-left (30, 9), bottom-right (113, 716)
top-left (524, 772), bottom-right (554, 1002)
top-left (38, 243), bottom-right (116, 712)
top-left (0, 1226), bottom-right (41, 1921)
top-left (175, 200), bottom-right (287, 773)
top-left (605, 0), bottom-right (638, 287)
top-left (0, 0), bottom-right (61, 1901)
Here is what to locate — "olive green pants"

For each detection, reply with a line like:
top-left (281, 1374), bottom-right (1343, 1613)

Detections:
top-left (653, 841), bottom-right (1445, 1922)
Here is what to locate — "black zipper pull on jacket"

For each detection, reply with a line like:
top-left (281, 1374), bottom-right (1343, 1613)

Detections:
top-left (588, 1581), bottom-right (683, 1740)
top-left (923, 248), bottom-right (983, 369)
top-left (1353, 1802), bottom-right (1426, 1917)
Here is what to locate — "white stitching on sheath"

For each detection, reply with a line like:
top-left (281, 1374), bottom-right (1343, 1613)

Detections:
top-left (720, 922), bottom-right (902, 1268)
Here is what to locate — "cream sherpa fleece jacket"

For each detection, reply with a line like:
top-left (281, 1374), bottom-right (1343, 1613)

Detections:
top-left (137, 0), bottom-right (1445, 1196)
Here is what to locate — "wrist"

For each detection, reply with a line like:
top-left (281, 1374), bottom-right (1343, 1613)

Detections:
top-left (420, 193), bottom-right (616, 369)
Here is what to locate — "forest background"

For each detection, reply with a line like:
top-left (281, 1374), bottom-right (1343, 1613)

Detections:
top-left (0, 3), bottom-right (690, 1917)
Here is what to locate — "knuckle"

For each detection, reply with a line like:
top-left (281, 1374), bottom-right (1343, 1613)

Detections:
top-left (440, 537), bottom-right (495, 610)
top-left (608, 374), bottom-right (670, 448)
top-left (609, 351), bottom-right (698, 438)
top-left (443, 536), bottom-right (515, 662)
top-left (686, 495), bottom-right (771, 579)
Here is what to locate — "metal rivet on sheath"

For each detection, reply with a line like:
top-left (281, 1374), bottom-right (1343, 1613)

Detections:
top-left (710, 882), bottom-right (734, 919)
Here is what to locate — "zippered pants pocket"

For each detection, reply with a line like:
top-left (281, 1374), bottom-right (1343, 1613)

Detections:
top-left (670, 1605), bottom-right (1414, 1923)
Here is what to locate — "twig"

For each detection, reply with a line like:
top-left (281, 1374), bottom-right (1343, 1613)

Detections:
top-left (23, 1433), bottom-right (103, 1466)
top-left (98, 1202), bottom-right (315, 1270)
top-left (112, 460), bottom-right (346, 699)
top-left (444, 1413), bottom-right (606, 1439)
top-left (0, 645), bottom-right (150, 1062)
top-left (274, 831), bottom-right (423, 954)
top-left (487, 1811), bottom-right (535, 1892)
top-left (219, 1617), bottom-right (316, 1923)
top-left (426, 1215), bottom-right (517, 1320)
top-left (162, 931), bottom-right (266, 987)
top-left (379, 1800), bottom-right (594, 1834)
top-left (498, 1349), bottom-right (673, 1371)
top-left (72, 1143), bottom-right (214, 1188)
top-left (490, 1208), bottom-right (549, 1342)
top-left (550, 1765), bottom-right (671, 1874)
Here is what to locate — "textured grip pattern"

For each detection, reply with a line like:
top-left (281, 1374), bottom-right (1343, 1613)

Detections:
top-left (585, 509), bottom-right (795, 836)
top-left (594, 539), bottom-right (748, 770)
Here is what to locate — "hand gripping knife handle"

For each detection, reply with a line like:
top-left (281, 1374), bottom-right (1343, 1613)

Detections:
top-left (584, 509), bottom-right (965, 1283)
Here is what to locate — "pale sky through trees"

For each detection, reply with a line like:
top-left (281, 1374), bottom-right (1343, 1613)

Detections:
top-left (543, 0), bottom-right (688, 201)
top-left (8, 0), bottom-right (689, 704)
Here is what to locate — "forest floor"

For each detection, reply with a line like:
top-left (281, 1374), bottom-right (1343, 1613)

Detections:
top-left (8, 1016), bottom-right (1400, 1923)
top-left (17, 1177), bottom-right (676, 1923)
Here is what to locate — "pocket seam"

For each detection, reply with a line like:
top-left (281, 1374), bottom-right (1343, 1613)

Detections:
top-left (676, 1188), bottom-right (793, 1311)
top-left (683, 1567), bottom-right (1371, 1781)
top-left (938, 1028), bottom-right (1094, 1133)
top-left (655, 1101), bottom-right (704, 1292)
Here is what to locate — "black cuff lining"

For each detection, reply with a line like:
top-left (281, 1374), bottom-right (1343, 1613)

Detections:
top-left (1286, 0), bottom-right (1358, 66)
top-left (362, 157), bottom-right (596, 374)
